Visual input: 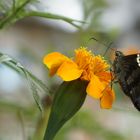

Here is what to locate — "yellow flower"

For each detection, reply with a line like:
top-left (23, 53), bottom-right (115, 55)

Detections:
top-left (43, 47), bottom-right (115, 109)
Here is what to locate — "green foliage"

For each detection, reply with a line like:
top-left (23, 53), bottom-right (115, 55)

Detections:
top-left (44, 80), bottom-right (88, 140)
top-left (0, 0), bottom-right (36, 28)
top-left (0, 0), bottom-right (84, 29)
top-left (0, 52), bottom-right (50, 113)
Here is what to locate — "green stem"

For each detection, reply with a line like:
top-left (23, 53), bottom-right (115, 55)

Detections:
top-left (22, 11), bottom-right (84, 29)
top-left (0, 0), bottom-right (85, 29)
top-left (32, 108), bottom-right (50, 140)
top-left (0, 0), bottom-right (32, 28)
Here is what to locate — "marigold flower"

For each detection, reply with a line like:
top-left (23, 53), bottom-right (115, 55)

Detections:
top-left (43, 47), bottom-right (115, 109)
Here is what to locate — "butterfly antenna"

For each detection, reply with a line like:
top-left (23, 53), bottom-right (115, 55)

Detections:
top-left (102, 42), bottom-right (113, 56)
top-left (89, 37), bottom-right (116, 57)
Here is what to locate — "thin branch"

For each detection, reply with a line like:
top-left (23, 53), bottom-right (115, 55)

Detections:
top-left (23, 11), bottom-right (85, 29)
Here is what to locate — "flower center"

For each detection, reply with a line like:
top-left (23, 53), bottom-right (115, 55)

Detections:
top-left (74, 47), bottom-right (109, 81)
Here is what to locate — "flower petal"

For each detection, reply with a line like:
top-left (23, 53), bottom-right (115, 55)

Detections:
top-left (100, 88), bottom-right (115, 109)
top-left (43, 52), bottom-right (69, 76)
top-left (96, 71), bottom-right (112, 83)
top-left (86, 75), bottom-right (105, 99)
top-left (57, 61), bottom-right (83, 81)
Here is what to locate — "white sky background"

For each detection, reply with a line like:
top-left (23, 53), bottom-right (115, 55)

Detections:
top-left (36, 0), bottom-right (84, 32)
top-left (0, 66), bottom-right (22, 93)
top-left (101, 0), bottom-right (136, 32)
top-left (38, 0), bottom-right (135, 32)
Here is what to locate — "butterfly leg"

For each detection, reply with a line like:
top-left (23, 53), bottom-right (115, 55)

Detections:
top-left (109, 67), bottom-right (119, 89)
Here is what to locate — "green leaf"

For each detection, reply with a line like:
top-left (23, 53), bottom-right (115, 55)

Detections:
top-left (0, 54), bottom-right (12, 63)
top-left (30, 81), bottom-right (44, 113)
top-left (44, 79), bottom-right (88, 140)
top-left (0, 52), bottom-right (50, 113)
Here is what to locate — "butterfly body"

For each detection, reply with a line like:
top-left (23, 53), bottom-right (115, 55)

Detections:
top-left (113, 51), bottom-right (140, 111)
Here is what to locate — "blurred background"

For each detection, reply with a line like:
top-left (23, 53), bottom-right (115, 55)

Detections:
top-left (0, 0), bottom-right (140, 140)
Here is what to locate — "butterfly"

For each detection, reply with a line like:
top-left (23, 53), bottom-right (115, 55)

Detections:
top-left (89, 37), bottom-right (140, 110)
top-left (113, 51), bottom-right (140, 111)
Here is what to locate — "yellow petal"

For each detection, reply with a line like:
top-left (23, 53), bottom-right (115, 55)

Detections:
top-left (100, 88), bottom-right (115, 109)
top-left (57, 61), bottom-right (83, 81)
top-left (86, 75), bottom-right (105, 99)
top-left (43, 52), bottom-right (69, 76)
top-left (96, 71), bottom-right (112, 83)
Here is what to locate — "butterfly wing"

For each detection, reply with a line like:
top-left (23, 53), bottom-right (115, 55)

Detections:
top-left (114, 53), bottom-right (140, 111)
